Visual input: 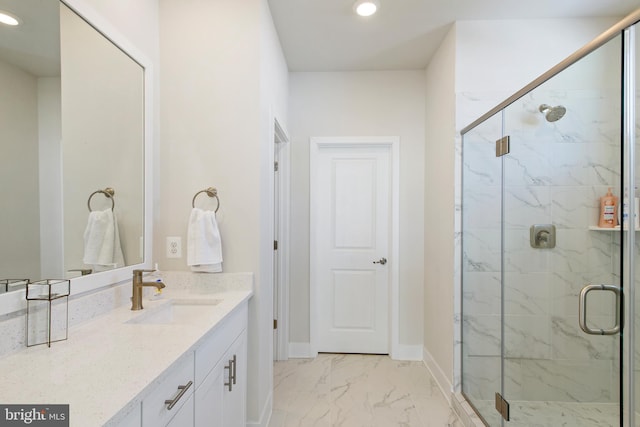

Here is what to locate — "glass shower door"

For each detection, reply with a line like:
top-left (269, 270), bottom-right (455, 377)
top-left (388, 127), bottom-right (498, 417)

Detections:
top-left (461, 112), bottom-right (504, 426)
top-left (501, 33), bottom-right (623, 426)
top-left (631, 22), bottom-right (640, 427)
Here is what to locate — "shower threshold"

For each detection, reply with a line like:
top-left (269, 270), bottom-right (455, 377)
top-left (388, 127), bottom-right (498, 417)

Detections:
top-left (466, 398), bottom-right (618, 427)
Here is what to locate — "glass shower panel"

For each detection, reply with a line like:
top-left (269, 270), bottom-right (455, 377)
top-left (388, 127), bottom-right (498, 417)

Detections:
top-left (461, 112), bottom-right (504, 426)
top-left (632, 22), bottom-right (640, 427)
top-left (501, 34), bottom-right (622, 426)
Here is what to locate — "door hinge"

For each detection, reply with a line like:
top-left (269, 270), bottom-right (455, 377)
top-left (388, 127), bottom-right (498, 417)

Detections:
top-left (495, 393), bottom-right (510, 421)
top-left (274, 240), bottom-right (278, 250)
top-left (274, 161), bottom-right (279, 172)
top-left (273, 319), bottom-right (278, 329)
top-left (496, 135), bottom-right (510, 157)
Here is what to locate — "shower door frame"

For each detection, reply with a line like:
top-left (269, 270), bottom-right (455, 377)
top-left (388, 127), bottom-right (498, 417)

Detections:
top-left (459, 9), bottom-right (640, 426)
top-left (622, 24), bottom-right (636, 427)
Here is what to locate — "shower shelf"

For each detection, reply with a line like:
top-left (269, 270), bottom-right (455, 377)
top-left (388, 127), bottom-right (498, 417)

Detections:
top-left (588, 226), bottom-right (637, 231)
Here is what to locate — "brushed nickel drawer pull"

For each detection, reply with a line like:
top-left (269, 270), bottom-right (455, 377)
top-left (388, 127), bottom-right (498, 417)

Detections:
top-left (225, 360), bottom-right (233, 391)
top-left (164, 380), bottom-right (193, 410)
top-left (231, 354), bottom-right (237, 385)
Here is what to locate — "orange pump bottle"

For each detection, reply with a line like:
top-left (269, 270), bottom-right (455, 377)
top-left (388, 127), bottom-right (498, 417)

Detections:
top-left (598, 187), bottom-right (618, 228)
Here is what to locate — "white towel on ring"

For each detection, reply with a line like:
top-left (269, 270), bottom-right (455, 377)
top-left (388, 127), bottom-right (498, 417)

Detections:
top-left (83, 208), bottom-right (124, 270)
top-left (187, 208), bottom-right (223, 273)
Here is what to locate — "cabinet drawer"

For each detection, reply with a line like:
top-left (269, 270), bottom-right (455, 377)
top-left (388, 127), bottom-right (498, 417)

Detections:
top-left (109, 403), bottom-right (141, 427)
top-left (142, 352), bottom-right (195, 427)
top-left (195, 303), bottom-right (247, 386)
top-left (166, 393), bottom-right (194, 427)
top-left (194, 358), bottom-right (224, 427)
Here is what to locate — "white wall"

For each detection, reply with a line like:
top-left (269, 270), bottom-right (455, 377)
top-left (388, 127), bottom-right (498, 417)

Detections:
top-left (158, 0), bottom-right (288, 424)
top-left (158, 0), bottom-right (261, 273)
top-left (0, 60), bottom-right (40, 280)
top-left (289, 71), bottom-right (426, 354)
top-left (257, 0), bottom-right (289, 422)
top-left (423, 24), bottom-right (457, 391)
top-left (38, 77), bottom-right (63, 278)
top-left (77, 0), bottom-right (160, 62)
top-left (423, 17), bottom-right (620, 395)
top-left (455, 18), bottom-right (620, 131)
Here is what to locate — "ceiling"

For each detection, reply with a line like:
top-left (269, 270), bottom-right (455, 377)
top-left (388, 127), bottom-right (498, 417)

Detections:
top-left (0, 0), bottom-right (60, 76)
top-left (268, 0), bottom-right (640, 71)
top-left (2, 1), bottom-right (638, 76)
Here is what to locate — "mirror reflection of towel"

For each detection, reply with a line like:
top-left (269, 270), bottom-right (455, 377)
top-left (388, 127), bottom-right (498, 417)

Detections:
top-left (187, 208), bottom-right (223, 273)
top-left (83, 209), bottom-right (124, 270)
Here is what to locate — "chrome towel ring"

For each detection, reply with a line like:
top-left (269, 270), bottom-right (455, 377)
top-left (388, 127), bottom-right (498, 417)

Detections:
top-left (192, 187), bottom-right (220, 213)
top-left (87, 187), bottom-right (115, 212)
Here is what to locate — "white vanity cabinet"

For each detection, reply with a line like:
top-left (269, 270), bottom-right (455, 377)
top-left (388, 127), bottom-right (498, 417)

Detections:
top-left (194, 357), bottom-right (225, 426)
top-left (166, 394), bottom-right (194, 427)
top-left (142, 352), bottom-right (195, 427)
top-left (194, 302), bottom-right (248, 427)
top-left (113, 405), bottom-right (141, 427)
top-left (125, 301), bottom-right (248, 427)
top-left (222, 331), bottom-right (247, 427)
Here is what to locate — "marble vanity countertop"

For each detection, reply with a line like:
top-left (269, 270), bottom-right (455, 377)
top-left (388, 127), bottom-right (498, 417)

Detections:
top-left (0, 275), bottom-right (253, 426)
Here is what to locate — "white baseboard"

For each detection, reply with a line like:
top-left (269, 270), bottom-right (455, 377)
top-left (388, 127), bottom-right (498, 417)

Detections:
top-left (288, 342), bottom-right (313, 358)
top-left (422, 346), bottom-right (453, 406)
top-left (246, 390), bottom-right (272, 427)
top-left (392, 344), bottom-right (423, 361)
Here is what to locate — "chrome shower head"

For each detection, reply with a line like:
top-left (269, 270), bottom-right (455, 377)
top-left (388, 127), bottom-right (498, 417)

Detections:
top-left (539, 104), bottom-right (566, 122)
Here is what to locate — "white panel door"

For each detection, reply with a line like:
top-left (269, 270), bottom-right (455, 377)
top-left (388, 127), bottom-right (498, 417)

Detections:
top-left (313, 143), bottom-right (390, 354)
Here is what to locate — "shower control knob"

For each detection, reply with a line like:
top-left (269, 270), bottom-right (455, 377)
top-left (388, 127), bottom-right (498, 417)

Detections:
top-left (373, 258), bottom-right (387, 265)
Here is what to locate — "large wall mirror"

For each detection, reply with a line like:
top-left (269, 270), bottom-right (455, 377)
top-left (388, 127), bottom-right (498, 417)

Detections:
top-left (0, 0), bottom-right (148, 304)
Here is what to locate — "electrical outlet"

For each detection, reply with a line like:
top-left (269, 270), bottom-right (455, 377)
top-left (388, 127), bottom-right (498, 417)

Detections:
top-left (166, 237), bottom-right (182, 258)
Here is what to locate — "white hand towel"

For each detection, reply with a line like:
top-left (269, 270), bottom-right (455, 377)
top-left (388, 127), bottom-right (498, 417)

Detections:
top-left (83, 209), bottom-right (125, 270)
top-left (187, 208), bottom-right (223, 273)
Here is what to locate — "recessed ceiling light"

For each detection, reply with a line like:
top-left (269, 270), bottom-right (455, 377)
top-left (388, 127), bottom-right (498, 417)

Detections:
top-left (0, 10), bottom-right (20, 26)
top-left (354, 0), bottom-right (379, 17)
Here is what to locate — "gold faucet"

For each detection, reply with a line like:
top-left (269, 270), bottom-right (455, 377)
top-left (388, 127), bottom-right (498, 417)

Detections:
top-left (131, 269), bottom-right (166, 310)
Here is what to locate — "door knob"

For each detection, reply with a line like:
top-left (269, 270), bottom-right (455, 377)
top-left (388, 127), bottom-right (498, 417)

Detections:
top-left (373, 258), bottom-right (387, 265)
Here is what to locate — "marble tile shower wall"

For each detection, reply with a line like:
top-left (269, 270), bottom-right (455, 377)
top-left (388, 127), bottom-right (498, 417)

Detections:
top-left (462, 88), bottom-right (621, 403)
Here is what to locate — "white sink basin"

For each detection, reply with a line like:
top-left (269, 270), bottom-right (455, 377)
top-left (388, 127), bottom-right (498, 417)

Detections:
top-left (126, 299), bottom-right (222, 325)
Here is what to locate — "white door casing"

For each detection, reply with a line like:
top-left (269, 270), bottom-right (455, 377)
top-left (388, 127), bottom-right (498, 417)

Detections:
top-left (273, 116), bottom-right (290, 361)
top-left (273, 140), bottom-right (280, 361)
top-left (310, 137), bottom-right (399, 356)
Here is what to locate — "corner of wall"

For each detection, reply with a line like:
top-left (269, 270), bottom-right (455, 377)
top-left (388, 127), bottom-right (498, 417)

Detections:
top-left (288, 342), bottom-right (313, 359)
top-left (423, 21), bottom-right (457, 388)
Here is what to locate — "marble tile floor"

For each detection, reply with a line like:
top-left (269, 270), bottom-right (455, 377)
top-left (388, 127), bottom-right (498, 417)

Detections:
top-left (269, 353), bottom-right (464, 427)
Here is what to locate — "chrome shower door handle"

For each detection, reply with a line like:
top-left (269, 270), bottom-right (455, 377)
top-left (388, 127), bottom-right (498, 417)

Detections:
top-left (579, 284), bottom-right (622, 335)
